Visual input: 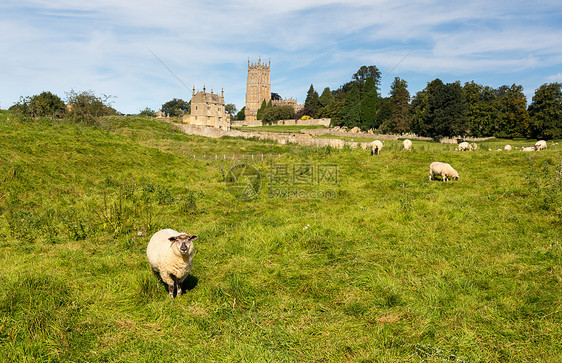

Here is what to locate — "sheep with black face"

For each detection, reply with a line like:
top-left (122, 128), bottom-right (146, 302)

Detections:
top-left (147, 229), bottom-right (197, 298)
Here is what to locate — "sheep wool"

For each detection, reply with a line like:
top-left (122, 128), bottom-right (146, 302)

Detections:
top-left (535, 140), bottom-right (547, 151)
top-left (429, 162), bottom-right (459, 182)
top-left (147, 229), bottom-right (197, 298)
top-left (403, 139), bottom-right (412, 151)
top-left (371, 140), bottom-right (383, 155)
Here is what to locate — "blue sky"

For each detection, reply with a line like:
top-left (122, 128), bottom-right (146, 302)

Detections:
top-left (1, 0), bottom-right (561, 114)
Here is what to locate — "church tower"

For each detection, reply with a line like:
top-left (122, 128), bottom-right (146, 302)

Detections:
top-left (245, 58), bottom-right (271, 121)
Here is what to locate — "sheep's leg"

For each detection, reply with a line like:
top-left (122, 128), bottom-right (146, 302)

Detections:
top-left (161, 273), bottom-right (175, 298)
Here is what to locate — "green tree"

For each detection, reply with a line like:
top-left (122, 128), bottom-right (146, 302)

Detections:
top-left (11, 91), bottom-right (66, 119)
top-left (494, 84), bottom-right (529, 138)
top-left (257, 99), bottom-right (268, 120)
top-left (352, 65), bottom-right (382, 88)
top-left (528, 83), bottom-right (562, 139)
top-left (304, 84), bottom-right (320, 116)
top-left (262, 105), bottom-right (295, 123)
top-left (138, 107), bottom-right (156, 117)
top-left (235, 106), bottom-right (245, 121)
top-left (339, 83), bottom-right (361, 128)
top-left (463, 82), bottom-right (496, 137)
top-left (360, 77), bottom-right (378, 130)
top-left (66, 90), bottom-right (117, 125)
top-left (225, 104), bottom-right (237, 117)
top-left (415, 79), bottom-right (468, 139)
top-left (161, 98), bottom-right (190, 117)
top-left (318, 87), bottom-right (335, 108)
top-left (384, 77), bottom-right (411, 133)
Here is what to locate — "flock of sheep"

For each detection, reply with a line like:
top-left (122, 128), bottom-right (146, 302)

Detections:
top-left (147, 138), bottom-right (551, 298)
top-left (369, 138), bottom-right (549, 183)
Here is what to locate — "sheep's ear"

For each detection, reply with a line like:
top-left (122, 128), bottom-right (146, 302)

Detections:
top-left (168, 236), bottom-right (178, 242)
top-left (188, 235), bottom-right (198, 241)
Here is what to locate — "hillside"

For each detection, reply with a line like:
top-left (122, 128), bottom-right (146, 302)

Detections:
top-left (0, 114), bottom-right (560, 361)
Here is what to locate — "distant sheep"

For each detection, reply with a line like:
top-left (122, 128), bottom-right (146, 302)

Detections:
top-left (403, 139), bottom-right (412, 151)
top-left (147, 229), bottom-right (197, 298)
top-left (458, 142), bottom-right (473, 151)
top-left (535, 140), bottom-right (547, 151)
top-left (522, 147), bottom-right (535, 152)
top-left (371, 140), bottom-right (383, 155)
top-left (504, 145), bottom-right (512, 151)
top-left (429, 162), bottom-right (459, 182)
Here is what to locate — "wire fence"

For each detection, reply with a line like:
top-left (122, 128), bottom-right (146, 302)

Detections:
top-left (189, 154), bottom-right (282, 160)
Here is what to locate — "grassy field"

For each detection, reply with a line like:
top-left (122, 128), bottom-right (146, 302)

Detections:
top-left (0, 113), bottom-right (561, 362)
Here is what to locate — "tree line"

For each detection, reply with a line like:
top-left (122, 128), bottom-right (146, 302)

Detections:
top-left (262, 65), bottom-right (562, 140)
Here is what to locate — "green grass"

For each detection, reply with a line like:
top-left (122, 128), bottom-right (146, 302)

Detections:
top-left (0, 114), bottom-right (561, 361)
top-left (232, 125), bottom-right (327, 133)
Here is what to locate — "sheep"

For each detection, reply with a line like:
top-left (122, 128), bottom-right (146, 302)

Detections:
top-left (403, 139), bottom-right (412, 151)
top-left (522, 146), bottom-right (535, 152)
top-left (535, 140), bottom-right (547, 151)
top-left (371, 140), bottom-right (383, 155)
top-left (147, 229), bottom-right (197, 298)
top-left (458, 141), bottom-right (473, 151)
top-left (429, 162), bottom-right (459, 182)
top-left (504, 145), bottom-right (512, 151)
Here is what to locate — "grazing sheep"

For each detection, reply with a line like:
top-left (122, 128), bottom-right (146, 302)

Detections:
top-left (147, 229), bottom-right (197, 298)
top-left (403, 139), bottom-right (412, 151)
top-left (504, 145), bottom-right (512, 151)
top-left (429, 162), bottom-right (459, 182)
top-left (522, 146), bottom-right (535, 152)
top-left (458, 141), bottom-right (473, 151)
top-left (535, 140), bottom-right (547, 151)
top-left (371, 140), bottom-right (383, 155)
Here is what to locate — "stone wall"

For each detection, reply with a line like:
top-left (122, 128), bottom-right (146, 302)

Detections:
top-left (231, 118), bottom-right (331, 128)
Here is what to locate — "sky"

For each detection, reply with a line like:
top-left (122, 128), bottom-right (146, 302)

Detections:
top-left (1, 0), bottom-right (561, 114)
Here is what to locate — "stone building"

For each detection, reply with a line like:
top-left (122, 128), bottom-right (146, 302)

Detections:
top-left (184, 86), bottom-right (230, 130)
top-left (245, 59), bottom-right (302, 120)
top-left (245, 58), bottom-right (271, 121)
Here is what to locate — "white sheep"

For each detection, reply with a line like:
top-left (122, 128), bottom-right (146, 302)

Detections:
top-left (371, 140), bottom-right (383, 155)
top-left (403, 139), bottom-right (412, 151)
top-left (535, 140), bottom-right (547, 151)
top-left (147, 229), bottom-right (197, 298)
top-left (522, 146), bottom-right (535, 152)
top-left (429, 162), bottom-right (459, 182)
top-left (458, 141), bottom-right (473, 151)
top-left (504, 145), bottom-right (512, 151)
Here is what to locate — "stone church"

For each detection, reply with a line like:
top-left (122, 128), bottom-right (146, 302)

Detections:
top-left (245, 58), bottom-right (302, 121)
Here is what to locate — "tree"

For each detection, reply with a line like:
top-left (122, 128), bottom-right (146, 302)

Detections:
top-left (262, 105), bottom-right (295, 123)
top-left (318, 87), bottom-right (335, 108)
top-left (360, 77), bottom-right (379, 130)
top-left (11, 91), bottom-right (66, 119)
top-left (494, 84), bottom-right (529, 138)
top-left (304, 84), bottom-right (320, 116)
top-left (413, 79), bottom-right (468, 139)
top-left (161, 98), bottom-right (190, 117)
top-left (339, 83), bottom-right (361, 128)
top-left (138, 107), bottom-right (156, 117)
top-left (225, 104), bottom-right (237, 117)
top-left (66, 90), bottom-right (117, 125)
top-left (257, 99), bottom-right (268, 120)
top-left (235, 106), bottom-right (246, 121)
top-left (463, 82), bottom-right (496, 137)
top-left (384, 77), bottom-right (411, 133)
top-left (352, 65), bottom-right (382, 88)
top-left (528, 83), bottom-right (562, 140)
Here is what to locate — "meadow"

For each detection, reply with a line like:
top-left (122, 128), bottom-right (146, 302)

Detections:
top-left (0, 113), bottom-right (560, 362)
